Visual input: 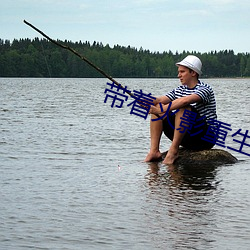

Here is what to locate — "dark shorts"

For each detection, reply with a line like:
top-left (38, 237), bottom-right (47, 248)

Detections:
top-left (162, 106), bottom-right (215, 150)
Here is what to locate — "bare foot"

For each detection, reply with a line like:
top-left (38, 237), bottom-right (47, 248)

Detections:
top-left (163, 149), bottom-right (179, 165)
top-left (144, 151), bottom-right (162, 162)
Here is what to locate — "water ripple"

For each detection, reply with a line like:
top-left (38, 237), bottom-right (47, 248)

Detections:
top-left (0, 78), bottom-right (250, 250)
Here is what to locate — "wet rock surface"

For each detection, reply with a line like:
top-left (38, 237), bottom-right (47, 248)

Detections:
top-left (161, 148), bottom-right (238, 166)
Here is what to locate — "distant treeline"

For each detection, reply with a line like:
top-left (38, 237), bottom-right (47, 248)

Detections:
top-left (0, 38), bottom-right (250, 78)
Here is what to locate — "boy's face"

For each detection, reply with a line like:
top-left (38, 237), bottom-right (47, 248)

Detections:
top-left (177, 65), bottom-right (197, 85)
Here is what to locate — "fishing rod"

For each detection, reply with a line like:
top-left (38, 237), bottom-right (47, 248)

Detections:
top-left (23, 20), bottom-right (133, 97)
top-left (23, 20), bottom-right (160, 117)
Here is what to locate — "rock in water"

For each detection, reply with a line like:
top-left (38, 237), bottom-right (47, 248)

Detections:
top-left (162, 148), bottom-right (238, 166)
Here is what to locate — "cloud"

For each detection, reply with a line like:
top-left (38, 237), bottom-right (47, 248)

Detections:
top-left (199, 0), bottom-right (250, 10)
top-left (1, 0), bottom-right (250, 53)
top-left (134, 0), bottom-right (168, 5)
top-left (79, 3), bottom-right (89, 10)
top-left (206, 0), bottom-right (238, 4)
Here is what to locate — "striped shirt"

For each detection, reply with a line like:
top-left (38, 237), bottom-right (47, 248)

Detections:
top-left (166, 80), bottom-right (217, 121)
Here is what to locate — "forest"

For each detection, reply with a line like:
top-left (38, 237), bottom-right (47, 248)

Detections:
top-left (0, 38), bottom-right (250, 78)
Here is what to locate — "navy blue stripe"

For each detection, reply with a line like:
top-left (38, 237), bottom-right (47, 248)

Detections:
top-left (165, 81), bottom-right (217, 122)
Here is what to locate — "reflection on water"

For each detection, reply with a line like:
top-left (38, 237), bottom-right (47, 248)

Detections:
top-left (144, 162), bottom-right (220, 249)
top-left (143, 160), bottom-right (250, 249)
top-left (147, 162), bottom-right (219, 191)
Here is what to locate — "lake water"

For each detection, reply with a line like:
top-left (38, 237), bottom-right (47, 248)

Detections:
top-left (0, 78), bottom-right (250, 250)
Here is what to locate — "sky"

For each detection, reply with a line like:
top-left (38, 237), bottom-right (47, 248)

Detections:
top-left (1, 0), bottom-right (250, 53)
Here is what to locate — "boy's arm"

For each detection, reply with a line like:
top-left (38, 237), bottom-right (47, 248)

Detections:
top-left (150, 94), bottom-right (201, 114)
top-left (153, 95), bottom-right (172, 105)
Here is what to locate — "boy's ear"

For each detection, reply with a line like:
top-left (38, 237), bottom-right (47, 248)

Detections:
top-left (191, 70), bottom-right (198, 77)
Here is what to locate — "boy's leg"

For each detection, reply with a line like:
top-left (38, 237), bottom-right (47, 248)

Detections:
top-left (163, 106), bottom-right (191, 164)
top-left (144, 114), bottom-right (163, 162)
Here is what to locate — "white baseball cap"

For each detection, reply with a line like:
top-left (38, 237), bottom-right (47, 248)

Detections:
top-left (176, 55), bottom-right (202, 75)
